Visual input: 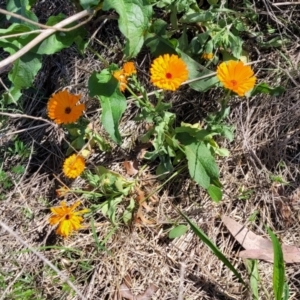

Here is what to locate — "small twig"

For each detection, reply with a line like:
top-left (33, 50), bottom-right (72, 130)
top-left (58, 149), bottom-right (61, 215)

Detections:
top-left (0, 124), bottom-right (48, 137)
top-left (0, 29), bottom-right (44, 40)
top-left (272, 2), bottom-right (300, 6)
top-left (178, 262), bottom-right (186, 300)
top-left (0, 78), bottom-right (15, 101)
top-left (0, 112), bottom-right (55, 127)
top-left (0, 9), bottom-right (93, 70)
top-left (0, 8), bottom-right (93, 32)
top-left (0, 220), bottom-right (87, 300)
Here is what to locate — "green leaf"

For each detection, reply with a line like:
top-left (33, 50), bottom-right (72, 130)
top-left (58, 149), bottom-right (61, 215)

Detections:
top-left (207, 0), bottom-right (219, 4)
top-left (103, 0), bottom-right (152, 58)
top-left (0, 24), bottom-right (33, 54)
top-left (8, 52), bottom-right (42, 88)
top-left (258, 37), bottom-right (285, 48)
top-left (6, 52), bottom-right (42, 102)
top-left (2, 87), bottom-right (22, 104)
top-left (100, 196), bottom-right (123, 224)
top-left (245, 260), bottom-right (259, 300)
top-left (283, 282), bottom-right (290, 300)
top-left (88, 70), bottom-right (126, 144)
top-left (35, 14), bottom-right (87, 55)
top-left (181, 11), bottom-right (214, 23)
top-left (268, 228), bottom-right (285, 300)
top-left (228, 33), bottom-right (243, 59)
top-left (178, 210), bottom-right (246, 285)
top-left (184, 141), bottom-right (219, 189)
top-left (7, 0), bottom-right (38, 27)
top-left (207, 184), bottom-right (222, 202)
top-left (168, 225), bottom-right (188, 239)
top-left (178, 51), bottom-right (218, 92)
top-left (251, 83), bottom-right (285, 97)
top-left (145, 19), bottom-right (177, 56)
top-left (79, 0), bottom-right (100, 9)
top-left (12, 165), bottom-right (25, 174)
top-left (123, 198), bottom-right (135, 225)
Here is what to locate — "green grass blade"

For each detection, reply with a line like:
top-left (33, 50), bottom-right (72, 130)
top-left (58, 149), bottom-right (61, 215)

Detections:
top-left (283, 282), bottom-right (290, 300)
top-left (178, 210), bottom-right (246, 285)
top-left (245, 259), bottom-right (259, 300)
top-left (268, 228), bottom-right (285, 300)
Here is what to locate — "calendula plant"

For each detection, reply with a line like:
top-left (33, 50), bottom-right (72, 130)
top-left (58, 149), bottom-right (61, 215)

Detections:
top-left (1, 0), bottom-right (284, 204)
top-left (80, 166), bottom-right (136, 225)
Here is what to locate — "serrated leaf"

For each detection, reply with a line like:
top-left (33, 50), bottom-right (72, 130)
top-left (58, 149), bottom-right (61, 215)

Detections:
top-left (168, 225), bottom-right (188, 239)
top-left (88, 70), bottom-right (126, 144)
top-left (184, 141), bottom-right (219, 189)
top-left (103, 0), bottom-right (152, 57)
top-left (100, 196), bottom-right (123, 224)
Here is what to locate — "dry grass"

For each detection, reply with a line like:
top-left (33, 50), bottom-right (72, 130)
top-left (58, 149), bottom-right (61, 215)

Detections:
top-left (1, 0), bottom-right (300, 299)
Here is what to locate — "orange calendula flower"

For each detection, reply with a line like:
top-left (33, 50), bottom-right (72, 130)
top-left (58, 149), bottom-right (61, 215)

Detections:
top-left (47, 90), bottom-right (85, 124)
top-left (150, 54), bottom-right (189, 91)
top-left (216, 60), bottom-right (256, 96)
top-left (113, 70), bottom-right (127, 92)
top-left (49, 201), bottom-right (89, 237)
top-left (63, 154), bottom-right (85, 179)
top-left (201, 52), bottom-right (214, 60)
top-left (123, 62), bottom-right (137, 77)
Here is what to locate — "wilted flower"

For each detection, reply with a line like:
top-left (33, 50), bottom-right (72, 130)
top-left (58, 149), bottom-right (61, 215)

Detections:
top-left (123, 62), bottom-right (137, 77)
top-left (49, 201), bottom-right (89, 237)
top-left (201, 52), bottom-right (214, 60)
top-left (63, 154), bottom-right (85, 179)
top-left (113, 70), bottom-right (127, 92)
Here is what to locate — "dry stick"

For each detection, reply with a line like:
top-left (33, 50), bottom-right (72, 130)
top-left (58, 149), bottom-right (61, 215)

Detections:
top-left (0, 8), bottom-right (93, 32)
top-left (0, 220), bottom-right (87, 300)
top-left (0, 9), bottom-right (93, 70)
top-left (0, 124), bottom-right (48, 137)
top-left (0, 112), bottom-right (55, 127)
top-left (272, 2), bottom-right (300, 6)
top-left (178, 262), bottom-right (186, 300)
top-left (0, 30), bottom-right (44, 40)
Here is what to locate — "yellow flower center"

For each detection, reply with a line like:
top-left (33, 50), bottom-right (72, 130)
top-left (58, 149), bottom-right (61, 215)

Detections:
top-left (65, 107), bottom-right (72, 114)
top-left (166, 72), bottom-right (172, 79)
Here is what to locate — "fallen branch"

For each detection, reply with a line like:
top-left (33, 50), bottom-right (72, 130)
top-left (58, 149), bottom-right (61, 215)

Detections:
top-left (0, 9), bottom-right (94, 70)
